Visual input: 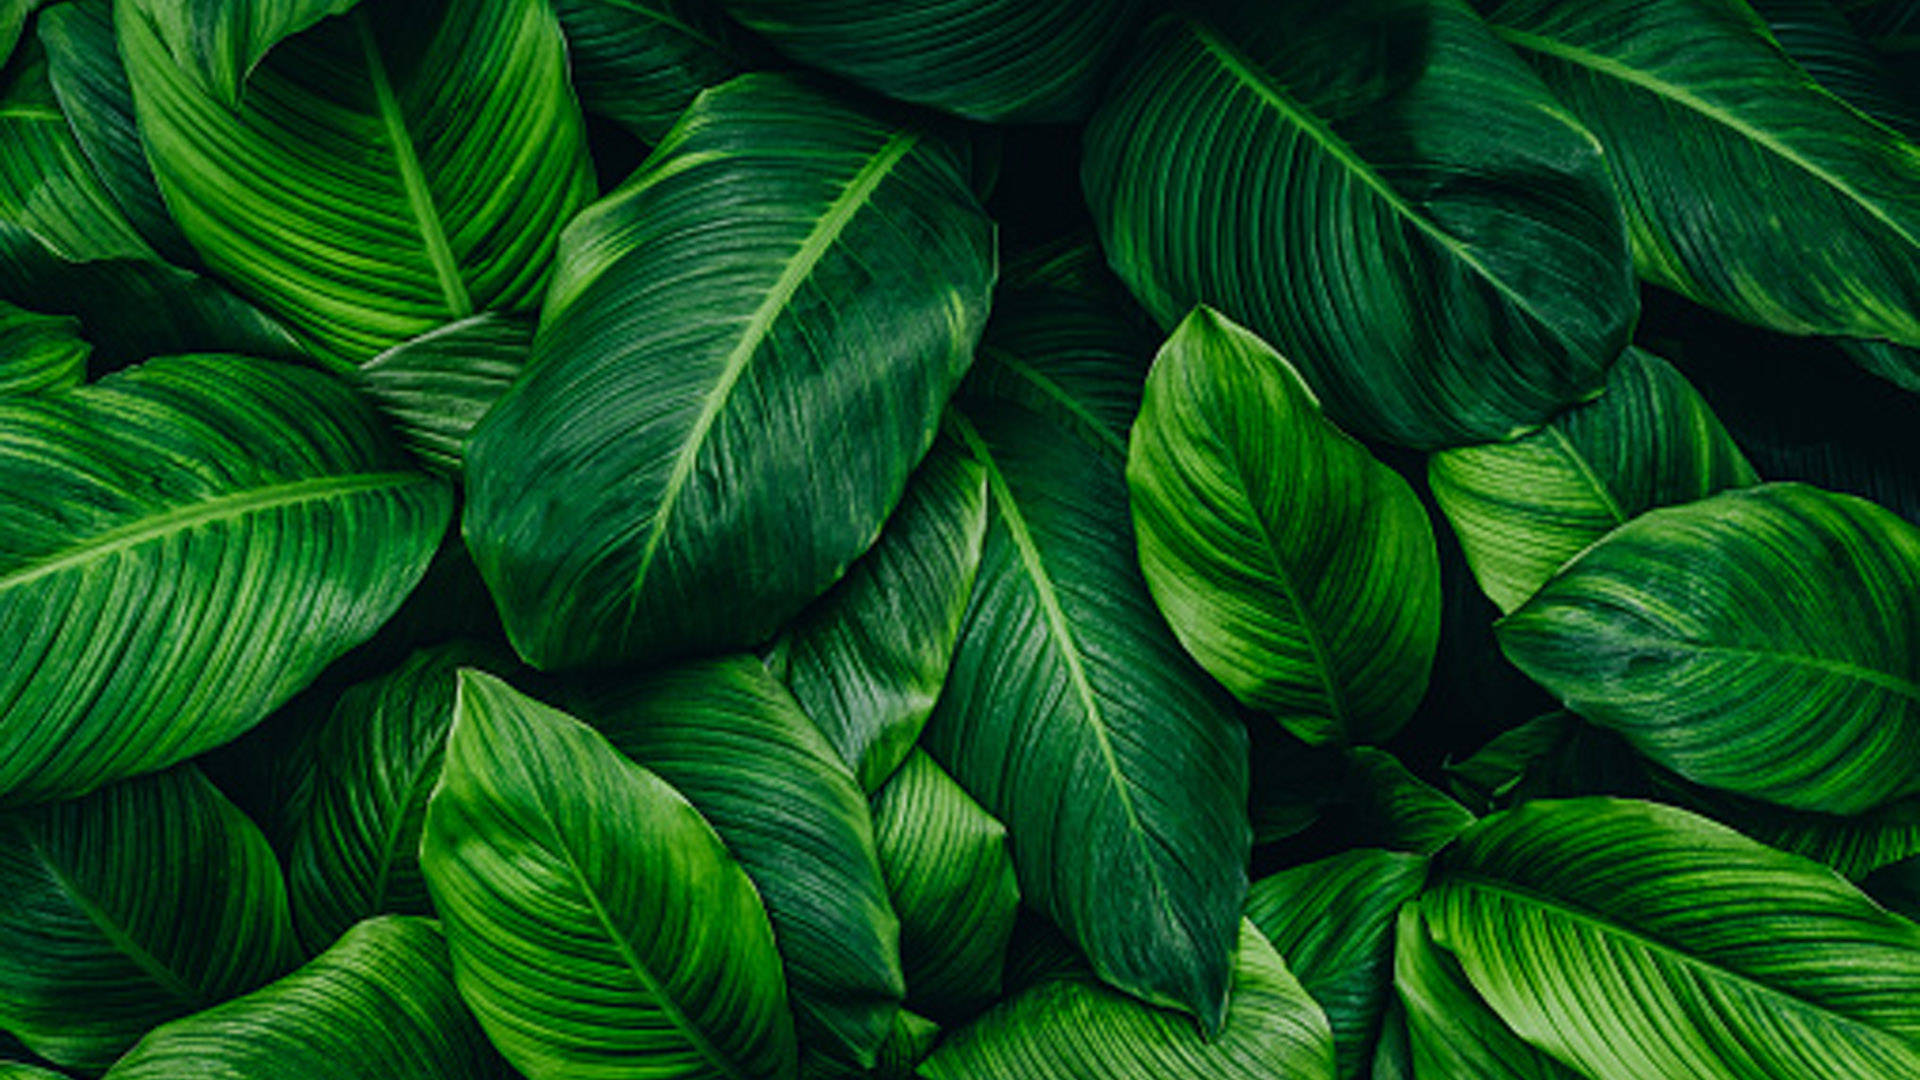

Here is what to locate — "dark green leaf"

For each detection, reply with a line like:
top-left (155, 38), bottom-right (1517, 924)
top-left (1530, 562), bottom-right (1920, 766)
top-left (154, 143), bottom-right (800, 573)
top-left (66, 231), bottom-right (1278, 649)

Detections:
top-left (355, 313), bottom-right (530, 476)
top-left (1337, 748), bottom-right (1475, 857)
top-left (554, 0), bottom-right (752, 143)
top-left (0, 299), bottom-right (82, 394)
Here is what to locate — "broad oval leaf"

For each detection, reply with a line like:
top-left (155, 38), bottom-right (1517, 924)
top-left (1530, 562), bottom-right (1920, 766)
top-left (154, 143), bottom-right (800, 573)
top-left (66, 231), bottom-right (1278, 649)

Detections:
top-left (1498, 483), bottom-right (1920, 814)
top-left (119, 0), bottom-right (594, 366)
top-left (0, 766), bottom-right (295, 1070)
top-left (554, 0), bottom-right (752, 143)
top-left (102, 915), bottom-right (504, 1079)
top-left (466, 73), bottom-right (994, 670)
top-left (1392, 903), bottom-right (1583, 1080)
top-left (919, 921), bottom-right (1335, 1080)
top-left (355, 313), bottom-right (531, 476)
top-left (1129, 307), bottom-right (1441, 745)
top-left (0, 354), bottom-right (449, 807)
top-left (1084, 0), bottom-right (1636, 448)
top-left (1426, 798), bottom-right (1920, 1080)
top-left (1479, 0), bottom-right (1920, 346)
top-left (0, 300), bottom-right (83, 394)
top-left (924, 401), bottom-right (1249, 1032)
top-left (421, 671), bottom-right (798, 1080)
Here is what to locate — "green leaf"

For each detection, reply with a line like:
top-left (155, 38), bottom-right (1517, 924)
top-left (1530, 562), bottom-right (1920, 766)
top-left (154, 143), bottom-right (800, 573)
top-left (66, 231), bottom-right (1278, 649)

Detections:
top-left (1431, 348), bottom-right (1758, 615)
top-left (0, 354), bottom-right (449, 807)
top-left (1129, 307), bottom-right (1440, 745)
top-left (0, 299), bottom-right (82, 394)
top-left (102, 915), bottom-right (504, 1079)
top-left (874, 1010), bottom-right (939, 1080)
top-left (466, 73), bottom-right (994, 670)
top-left (721, 0), bottom-right (1148, 123)
top-left (1337, 748), bottom-right (1476, 857)
top-left (1497, 483), bottom-right (1920, 815)
top-left (355, 313), bottom-right (531, 476)
top-left (573, 655), bottom-right (903, 1069)
top-left (1865, 855), bottom-right (1920, 922)
top-left (1753, 0), bottom-right (1920, 138)
top-left (0, 766), bottom-right (296, 1070)
top-left (1480, 0), bottom-right (1920, 347)
top-left (1426, 798), bottom-right (1920, 1080)
top-left (768, 433), bottom-right (987, 793)
top-left (1084, 0), bottom-right (1635, 448)
top-left (0, 0), bottom-right (50, 66)
top-left (924, 402), bottom-right (1249, 1032)
top-left (281, 641), bottom-right (515, 955)
top-left (871, 750), bottom-right (1019, 1020)
top-left (421, 671), bottom-right (798, 1080)
top-left (553, 0), bottom-right (752, 143)
top-left (0, 1066), bottom-right (64, 1080)
top-left (1246, 849), bottom-right (1428, 1080)
top-left (120, 0), bottom-right (594, 367)
top-left (919, 921), bottom-right (1335, 1080)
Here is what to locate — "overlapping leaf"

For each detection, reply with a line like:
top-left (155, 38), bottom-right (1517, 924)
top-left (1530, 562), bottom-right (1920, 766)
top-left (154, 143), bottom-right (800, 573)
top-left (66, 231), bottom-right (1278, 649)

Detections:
top-left (1392, 903), bottom-right (1583, 1080)
top-left (553, 0), bottom-right (752, 143)
top-left (355, 313), bottom-right (531, 475)
top-left (0, 299), bottom-right (82, 394)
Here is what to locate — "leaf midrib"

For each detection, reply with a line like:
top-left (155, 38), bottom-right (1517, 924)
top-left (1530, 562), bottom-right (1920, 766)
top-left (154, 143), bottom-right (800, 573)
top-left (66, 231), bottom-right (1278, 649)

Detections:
top-left (978, 346), bottom-right (1129, 463)
top-left (24, 829), bottom-right (203, 1008)
top-left (1592, 633), bottom-right (1920, 702)
top-left (1545, 424), bottom-right (1627, 524)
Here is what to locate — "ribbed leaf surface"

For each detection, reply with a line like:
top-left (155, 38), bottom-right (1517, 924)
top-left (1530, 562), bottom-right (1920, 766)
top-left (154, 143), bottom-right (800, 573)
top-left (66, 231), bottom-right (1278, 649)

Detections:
top-left (554, 0), bottom-right (751, 142)
top-left (356, 313), bottom-right (530, 475)
top-left (0, 300), bottom-right (83, 394)
top-left (1392, 903), bottom-right (1583, 1079)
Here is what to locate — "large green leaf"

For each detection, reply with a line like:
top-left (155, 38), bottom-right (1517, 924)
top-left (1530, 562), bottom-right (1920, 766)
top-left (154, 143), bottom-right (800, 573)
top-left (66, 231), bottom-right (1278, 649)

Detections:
top-left (1498, 483), bottom-right (1920, 814)
top-left (919, 921), bottom-right (1335, 1080)
top-left (924, 401), bottom-right (1249, 1032)
top-left (120, 0), bottom-right (594, 367)
top-left (0, 766), bottom-right (295, 1070)
top-left (102, 916), bottom-right (504, 1079)
top-left (1084, 0), bottom-right (1636, 448)
top-left (1392, 903), bottom-right (1583, 1080)
top-left (423, 671), bottom-right (798, 1080)
top-left (1480, 0), bottom-right (1920, 347)
top-left (767, 433), bottom-right (987, 793)
top-left (355, 313), bottom-right (531, 476)
top-left (1432, 348), bottom-right (1758, 615)
top-left (721, 0), bottom-right (1147, 123)
top-left (871, 750), bottom-right (1018, 1020)
top-left (465, 73), bottom-right (994, 670)
top-left (1129, 307), bottom-right (1440, 745)
top-left (573, 656), bottom-right (903, 1069)
top-left (1426, 798), bottom-right (1920, 1080)
top-left (1754, 0), bottom-right (1920, 137)
top-left (553, 0), bottom-right (752, 143)
top-left (0, 354), bottom-right (448, 807)
top-left (0, 299), bottom-right (82, 394)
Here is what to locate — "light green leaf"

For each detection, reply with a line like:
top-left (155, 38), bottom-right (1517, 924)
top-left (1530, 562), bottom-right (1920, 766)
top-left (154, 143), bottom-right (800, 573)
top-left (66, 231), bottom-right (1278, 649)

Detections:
top-left (1084, 0), bottom-right (1635, 448)
top-left (924, 401), bottom-right (1248, 1032)
top-left (466, 73), bottom-right (993, 670)
top-left (1498, 483), bottom-right (1920, 814)
top-left (872, 750), bottom-right (1018, 1020)
top-left (0, 766), bottom-right (295, 1070)
top-left (102, 915), bottom-right (504, 1079)
top-left (1247, 850), bottom-right (1428, 1080)
top-left (1426, 798), bottom-right (1920, 1080)
top-left (0, 354), bottom-right (449, 807)
top-left (0, 1065), bottom-right (64, 1079)
top-left (1129, 307), bottom-right (1440, 745)
top-left (920, 921), bottom-right (1334, 1080)
top-left (553, 0), bottom-right (752, 143)
top-left (1431, 348), bottom-right (1758, 615)
top-left (1480, 0), bottom-right (1920, 346)
top-left (120, 0), bottom-right (594, 367)
top-left (421, 671), bottom-right (798, 1080)
top-left (356, 313), bottom-right (530, 476)
top-left (0, 299), bottom-right (82, 394)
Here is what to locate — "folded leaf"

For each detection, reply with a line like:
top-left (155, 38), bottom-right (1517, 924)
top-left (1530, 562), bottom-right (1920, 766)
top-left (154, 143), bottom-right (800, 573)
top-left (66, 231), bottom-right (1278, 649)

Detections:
top-left (421, 671), bottom-right (798, 1080)
top-left (0, 354), bottom-right (448, 807)
top-left (0, 766), bottom-right (296, 1070)
top-left (1085, 0), bottom-right (1635, 448)
top-left (924, 401), bottom-right (1248, 1032)
top-left (1392, 903), bottom-right (1582, 1080)
top-left (0, 300), bottom-right (83, 394)
top-left (1432, 348), bottom-right (1758, 615)
top-left (102, 916), bottom-right (504, 1079)
top-left (1498, 483), bottom-right (1920, 814)
top-left (1130, 307), bottom-right (1440, 745)
top-left (1426, 798), bottom-right (1920, 1080)
top-left (553, 0), bottom-right (751, 143)
top-left (466, 73), bottom-right (993, 669)
top-left (355, 313), bottom-right (530, 476)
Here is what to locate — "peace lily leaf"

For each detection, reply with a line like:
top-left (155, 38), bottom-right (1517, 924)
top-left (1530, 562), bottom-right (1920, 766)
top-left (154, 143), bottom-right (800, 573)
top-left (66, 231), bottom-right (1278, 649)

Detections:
top-left (572, 656), bottom-right (904, 1069)
top-left (553, 0), bottom-right (752, 143)
top-left (0, 354), bottom-right (448, 807)
top-left (1129, 307), bottom-right (1441, 745)
top-left (0, 766), bottom-right (296, 1070)
top-left (1392, 903), bottom-right (1583, 1080)
top-left (1084, 0), bottom-right (1635, 448)
top-left (1431, 348), bottom-right (1758, 615)
top-left (466, 74), bottom-right (994, 670)
top-left (281, 641), bottom-right (515, 955)
top-left (768, 434), bottom-right (987, 793)
top-left (872, 750), bottom-right (1019, 1020)
top-left (722, 0), bottom-right (1148, 123)
top-left (421, 671), bottom-right (798, 1080)
top-left (1754, 0), bottom-right (1920, 138)
top-left (356, 313), bottom-right (531, 476)
top-left (1479, 0), bottom-right (1920, 347)
top-left (102, 916), bottom-right (504, 1079)
top-left (0, 0), bottom-right (49, 65)
top-left (1498, 483), bottom-right (1920, 815)
top-left (1336, 748), bottom-right (1476, 857)
top-left (0, 1066), bottom-right (63, 1080)
top-left (874, 1010), bottom-right (939, 1080)
top-left (919, 922), bottom-right (1335, 1080)
top-left (1425, 798), bottom-right (1920, 1080)
top-left (120, 0), bottom-right (595, 368)
top-left (1370, 1000), bottom-right (1413, 1080)
top-left (0, 299), bottom-right (82, 394)
top-left (0, 39), bottom-right (153, 261)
